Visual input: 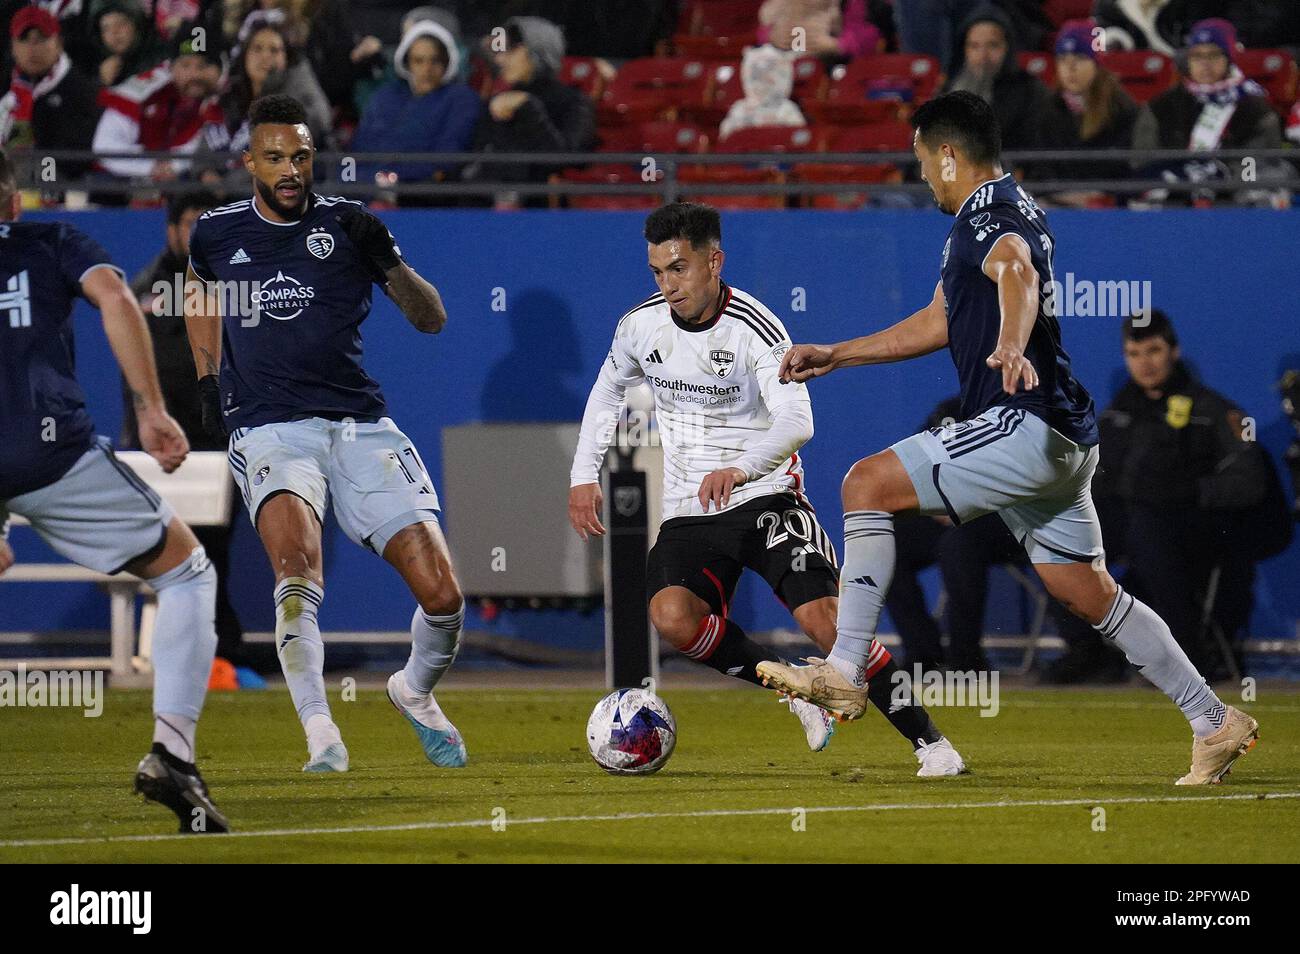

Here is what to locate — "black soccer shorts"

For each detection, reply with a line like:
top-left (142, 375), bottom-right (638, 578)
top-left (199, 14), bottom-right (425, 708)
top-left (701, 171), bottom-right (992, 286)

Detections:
top-left (646, 493), bottom-right (840, 614)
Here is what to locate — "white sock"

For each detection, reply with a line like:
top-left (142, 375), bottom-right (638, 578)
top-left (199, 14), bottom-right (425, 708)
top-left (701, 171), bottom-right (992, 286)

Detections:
top-left (304, 712), bottom-right (342, 755)
top-left (153, 713), bottom-right (197, 764)
top-left (1095, 585), bottom-right (1224, 738)
top-left (403, 601), bottom-right (464, 696)
top-left (147, 547), bottom-right (218, 725)
top-left (274, 577), bottom-right (330, 730)
top-left (827, 510), bottom-right (895, 687)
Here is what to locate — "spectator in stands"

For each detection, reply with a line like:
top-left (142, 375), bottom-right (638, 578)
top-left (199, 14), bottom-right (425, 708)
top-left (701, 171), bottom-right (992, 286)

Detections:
top-left (1132, 18), bottom-right (1285, 203)
top-left (90, 0), bottom-right (165, 88)
top-left (1049, 311), bottom-right (1279, 682)
top-left (351, 16), bottom-right (478, 198)
top-left (465, 15), bottom-right (594, 206)
top-left (758, 0), bottom-right (882, 60)
top-left (152, 0), bottom-right (221, 42)
top-left (894, 0), bottom-right (1048, 71)
top-left (118, 188), bottom-right (254, 668)
top-left (219, 10), bottom-right (333, 152)
top-left (91, 22), bottom-right (225, 180)
top-left (719, 45), bottom-right (805, 140)
top-left (222, 0), bottom-right (383, 117)
top-left (1030, 20), bottom-right (1138, 206)
top-left (0, 0), bottom-right (97, 75)
top-left (942, 4), bottom-right (1047, 151)
top-left (0, 7), bottom-right (101, 177)
top-left (1097, 0), bottom-right (1300, 54)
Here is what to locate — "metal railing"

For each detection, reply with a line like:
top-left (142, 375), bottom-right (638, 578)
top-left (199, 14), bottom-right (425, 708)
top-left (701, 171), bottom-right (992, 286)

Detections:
top-left (9, 146), bottom-right (1298, 203)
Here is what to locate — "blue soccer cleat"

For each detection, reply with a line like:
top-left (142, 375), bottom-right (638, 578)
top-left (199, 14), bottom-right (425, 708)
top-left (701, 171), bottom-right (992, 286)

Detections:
top-left (386, 672), bottom-right (467, 768)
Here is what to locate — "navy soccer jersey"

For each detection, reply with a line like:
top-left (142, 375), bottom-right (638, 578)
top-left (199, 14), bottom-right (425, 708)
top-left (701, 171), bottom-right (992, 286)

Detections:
top-left (188, 193), bottom-right (397, 431)
top-left (0, 221), bottom-right (123, 498)
top-left (940, 173), bottom-right (1098, 446)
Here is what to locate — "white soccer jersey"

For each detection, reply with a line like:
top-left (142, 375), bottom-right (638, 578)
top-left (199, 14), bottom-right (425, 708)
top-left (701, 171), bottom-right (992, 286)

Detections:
top-left (571, 283), bottom-right (814, 522)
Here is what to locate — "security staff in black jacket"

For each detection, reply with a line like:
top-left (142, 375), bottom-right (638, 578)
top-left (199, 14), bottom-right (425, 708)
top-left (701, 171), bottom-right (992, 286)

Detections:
top-left (1049, 310), bottom-right (1270, 681)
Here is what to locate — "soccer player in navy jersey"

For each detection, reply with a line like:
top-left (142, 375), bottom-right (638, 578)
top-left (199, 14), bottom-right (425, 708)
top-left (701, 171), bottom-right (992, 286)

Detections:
top-left (0, 149), bottom-right (228, 832)
top-left (183, 95), bottom-right (467, 772)
top-left (757, 92), bottom-right (1258, 786)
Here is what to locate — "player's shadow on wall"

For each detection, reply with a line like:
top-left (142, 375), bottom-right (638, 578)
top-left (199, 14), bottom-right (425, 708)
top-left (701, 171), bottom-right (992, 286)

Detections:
top-left (480, 288), bottom-right (586, 421)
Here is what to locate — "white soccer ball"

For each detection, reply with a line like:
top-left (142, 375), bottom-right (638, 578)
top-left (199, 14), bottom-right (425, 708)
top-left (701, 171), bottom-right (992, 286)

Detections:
top-left (586, 688), bottom-right (677, 775)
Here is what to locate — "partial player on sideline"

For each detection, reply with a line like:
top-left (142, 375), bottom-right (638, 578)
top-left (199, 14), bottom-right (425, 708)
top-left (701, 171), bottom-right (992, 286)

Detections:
top-left (757, 92), bottom-right (1258, 786)
top-left (183, 95), bottom-right (466, 773)
top-left (0, 149), bottom-right (227, 832)
top-left (569, 202), bottom-right (966, 776)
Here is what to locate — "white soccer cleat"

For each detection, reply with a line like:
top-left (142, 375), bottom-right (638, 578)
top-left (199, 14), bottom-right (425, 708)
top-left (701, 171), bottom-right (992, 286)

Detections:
top-left (915, 737), bottom-right (967, 777)
top-left (756, 657), bottom-right (868, 721)
top-left (786, 695), bottom-right (835, 752)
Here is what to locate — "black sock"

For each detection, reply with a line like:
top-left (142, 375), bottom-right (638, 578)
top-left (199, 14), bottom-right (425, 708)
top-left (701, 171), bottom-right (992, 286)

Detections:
top-left (866, 655), bottom-right (942, 748)
top-left (681, 615), bottom-right (775, 687)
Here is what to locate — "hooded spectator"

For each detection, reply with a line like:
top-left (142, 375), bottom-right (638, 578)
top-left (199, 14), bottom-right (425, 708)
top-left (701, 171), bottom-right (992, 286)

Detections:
top-left (719, 44), bottom-right (805, 140)
top-left (350, 16), bottom-right (479, 192)
top-left (943, 3), bottom-right (1047, 151)
top-left (90, 0), bottom-right (167, 87)
top-left (0, 7), bottom-right (101, 176)
top-left (758, 0), bottom-right (882, 59)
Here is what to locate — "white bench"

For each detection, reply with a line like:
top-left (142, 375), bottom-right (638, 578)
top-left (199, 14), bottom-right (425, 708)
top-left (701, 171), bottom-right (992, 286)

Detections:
top-left (2, 451), bottom-right (233, 676)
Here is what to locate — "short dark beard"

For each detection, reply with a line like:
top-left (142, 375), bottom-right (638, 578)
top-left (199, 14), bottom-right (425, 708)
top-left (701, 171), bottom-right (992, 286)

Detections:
top-left (255, 176), bottom-right (309, 221)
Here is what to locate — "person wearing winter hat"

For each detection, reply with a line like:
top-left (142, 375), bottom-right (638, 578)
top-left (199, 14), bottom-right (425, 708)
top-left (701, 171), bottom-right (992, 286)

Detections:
top-left (465, 14), bottom-right (594, 202)
top-left (1, 6), bottom-right (102, 176)
top-left (1030, 19), bottom-right (1138, 204)
top-left (350, 15), bottom-right (480, 197)
top-left (90, 0), bottom-right (166, 88)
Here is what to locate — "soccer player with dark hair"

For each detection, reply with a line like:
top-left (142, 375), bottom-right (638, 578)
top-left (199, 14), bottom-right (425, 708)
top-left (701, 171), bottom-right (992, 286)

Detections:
top-left (757, 91), bottom-right (1259, 785)
top-left (183, 94), bottom-right (466, 773)
top-left (569, 202), bottom-right (966, 775)
top-left (0, 148), bottom-right (228, 831)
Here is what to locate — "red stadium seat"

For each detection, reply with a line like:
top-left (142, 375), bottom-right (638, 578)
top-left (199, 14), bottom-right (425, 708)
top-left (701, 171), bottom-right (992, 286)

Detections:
top-left (827, 53), bottom-right (944, 106)
top-left (684, 0), bottom-right (764, 37)
top-left (559, 57), bottom-right (613, 100)
top-left (678, 164), bottom-right (785, 209)
top-left (602, 57), bottom-right (713, 123)
top-left (1043, 0), bottom-right (1093, 29)
top-left (801, 98), bottom-right (904, 126)
top-left (556, 164), bottom-right (660, 210)
top-left (673, 32), bottom-right (758, 59)
top-left (791, 162), bottom-right (902, 209)
top-left (826, 120), bottom-right (914, 154)
top-left (599, 121), bottom-right (711, 154)
top-left (1019, 51), bottom-right (1056, 89)
top-left (1098, 50), bottom-right (1176, 103)
top-left (716, 124), bottom-right (818, 153)
top-left (1237, 49), bottom-right (1299, 114)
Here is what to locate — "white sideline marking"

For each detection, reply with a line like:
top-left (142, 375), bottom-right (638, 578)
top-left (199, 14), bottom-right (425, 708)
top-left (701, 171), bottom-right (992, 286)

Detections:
top-left (2, 791), bottom-right (1298, 849)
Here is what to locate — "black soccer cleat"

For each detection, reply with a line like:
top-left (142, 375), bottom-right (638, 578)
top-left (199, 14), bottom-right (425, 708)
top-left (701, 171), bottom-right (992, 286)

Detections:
top-left (133, 743), bottom-right (231, 834)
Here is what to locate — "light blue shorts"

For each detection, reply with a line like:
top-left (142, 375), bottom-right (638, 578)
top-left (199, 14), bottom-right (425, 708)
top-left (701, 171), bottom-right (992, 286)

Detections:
top-left (890, 405), bottom-right (1104, 566)
top-left (227, 417), bottom-right (440, 556)
top-left (3, 436), bottom-right (175, 574)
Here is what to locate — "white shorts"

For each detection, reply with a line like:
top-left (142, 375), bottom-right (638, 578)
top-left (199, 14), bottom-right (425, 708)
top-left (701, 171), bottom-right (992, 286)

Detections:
top-left (890, 405), bottom-right (1104, 566)
top-left (227, 417), bottom-right (440, 556)
top-left (3, 436), bottom-right (175, 574)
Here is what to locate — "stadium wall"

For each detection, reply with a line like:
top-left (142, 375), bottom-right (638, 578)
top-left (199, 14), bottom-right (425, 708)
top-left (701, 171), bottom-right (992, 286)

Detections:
top-left (8, 208), bottom-right (1299, 652)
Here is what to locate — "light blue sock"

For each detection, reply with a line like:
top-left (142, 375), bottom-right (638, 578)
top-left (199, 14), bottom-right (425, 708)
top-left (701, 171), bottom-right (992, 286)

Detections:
top-left (1095, 585), bottom-right (1223, 736)
top-left (404, 601), bottom-right (464, 695)
top-left (828, 510), bottom-right (896, 686)
top-left (274, 577), bottom-right (330, 725)
top-left (148, 547), bottom-right (218, 761)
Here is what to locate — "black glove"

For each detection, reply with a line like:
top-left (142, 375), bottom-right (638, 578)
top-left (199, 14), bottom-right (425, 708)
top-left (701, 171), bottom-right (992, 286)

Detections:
top-left (336, 207), bottom-right (401, 276)
top-left (198, 374), bottom-right (226, 440)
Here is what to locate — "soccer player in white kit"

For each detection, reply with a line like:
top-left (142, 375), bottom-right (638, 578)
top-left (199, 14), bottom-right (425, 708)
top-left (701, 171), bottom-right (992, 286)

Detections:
top-left (569, 203), bottom-right (965, 775)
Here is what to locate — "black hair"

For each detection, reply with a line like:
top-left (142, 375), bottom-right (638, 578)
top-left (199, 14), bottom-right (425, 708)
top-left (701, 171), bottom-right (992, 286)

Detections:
top-left (167, 188), bottom-right (218, 225)
top-left (643, 202), bottom-right (721, 250)
top-left (911, 90), bottom-right (1002, 166)
top-left (248, 94), bottom-right (309, 131)
top-left (1123, 309), bottom-right (1178, 347)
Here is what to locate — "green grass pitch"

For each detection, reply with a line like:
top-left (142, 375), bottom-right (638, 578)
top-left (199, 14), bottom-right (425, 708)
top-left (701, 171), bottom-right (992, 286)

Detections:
top-left (1, 686), bottom-right (1297, 863)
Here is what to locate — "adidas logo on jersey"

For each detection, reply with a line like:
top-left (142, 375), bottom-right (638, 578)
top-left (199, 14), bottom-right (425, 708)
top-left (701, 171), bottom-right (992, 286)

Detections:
top-left (644, 349), bottom-right (663, 364)
top-left (229, 248), bottom-right (251, 264)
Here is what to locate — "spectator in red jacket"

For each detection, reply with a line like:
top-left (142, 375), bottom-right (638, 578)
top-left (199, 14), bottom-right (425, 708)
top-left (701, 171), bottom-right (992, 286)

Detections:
top-left (91, 21), bottom-right (225, 181)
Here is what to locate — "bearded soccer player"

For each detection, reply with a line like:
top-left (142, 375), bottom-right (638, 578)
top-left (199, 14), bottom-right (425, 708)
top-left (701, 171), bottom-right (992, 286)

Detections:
top-left (0, 148), bottom-right (227, 832)
top-left (569, 203), bottom-right (966, 776)
top-left (183, 95), bottom-right (466, 772)
top-left (757, 92), bottom-right (1257, 785)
